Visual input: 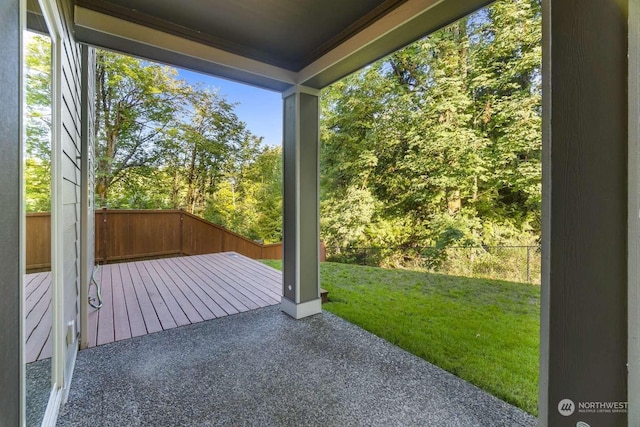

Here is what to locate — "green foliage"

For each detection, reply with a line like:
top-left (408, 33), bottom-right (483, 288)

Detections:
top-left (320, 0), bottom-right (542, 264)
top-left (206, 146), bottom-right (282, 243)
top-left (437, 244), bottom-right (541, 285)
top-left (262, 260), bottom-right (540, 415)
top-left (24, 33), bottom-right (52, 212)
top-left (320, 186), bottom-right (378, 248)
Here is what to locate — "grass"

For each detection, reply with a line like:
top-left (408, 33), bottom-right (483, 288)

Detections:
top-left (260, 260), bottom-right (539, 415)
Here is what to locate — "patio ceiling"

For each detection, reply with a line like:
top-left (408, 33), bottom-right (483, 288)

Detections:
top-left (71, 0), bottom-right (492, 91)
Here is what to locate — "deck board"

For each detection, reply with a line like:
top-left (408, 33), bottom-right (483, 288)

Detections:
top-left (166, 257), bottom-right (229, 318)
top-left (234, 254), bottom-right (282, 282)
top-left (179, 256), bottom-right (256, 312)
top-left (24, 252), bottom-right (283, 364)
top-left (192, 255), bottom-right (277, 306)
top-left (25, 272), bottom-right (47, 297)
top-left (154, 258), bottom-right (216, 321)
top-left (171, 256), bottom-right (240, 315)
top-left (126, 262), bottom-right (163, 335)
top-left (209, 253), bottom-right (282, 294)
top-left (136, 261), bottom-right (178, 330)
top-left (25, 294), bottom-right (51, 362)
top-left (144, 261), bottom-right (191, 327)
top-left (112, 264), bottom-right (132, 342)
top-left (40, 326), bottom-right (52, 360)
top-left (203, 254), bottom-right (280, 305)
top-left (25, 284), bottom-right (50, 348)
top-left (207, 253), bottom-right (282, 300)
top-left (149, 259), bottom-right (203, 325)
top-left (25, 274), bottom-right (49, 319)
top-left (119, 263), bottom-right (148, 338)
top-left (96, 264), bottom-right (115, 346)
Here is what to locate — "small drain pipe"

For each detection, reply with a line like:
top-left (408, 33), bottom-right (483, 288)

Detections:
top-left (88, 265), bottom-right (103, 309)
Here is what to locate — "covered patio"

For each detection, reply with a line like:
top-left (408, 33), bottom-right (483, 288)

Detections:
top-left (1, 0), bottom-right (636, 425)
top-left (56, 305), bottom-right (535, 426)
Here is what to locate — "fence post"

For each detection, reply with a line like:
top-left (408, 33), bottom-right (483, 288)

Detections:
top-left (179, 209), bottom-right (184, 256)
top-left (526, 246), bottom-right (531, 284)
top-left (222, 226), bottom-right (226, 253)
top-left (101, 207), bottom-right (108, 264)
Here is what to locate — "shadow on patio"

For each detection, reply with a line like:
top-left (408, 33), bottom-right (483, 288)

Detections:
top-left (56, 305), bottom-right (536, 426)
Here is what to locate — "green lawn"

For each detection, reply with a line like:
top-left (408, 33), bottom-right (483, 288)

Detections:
top-left (261, 260), bottom-right (539, 415)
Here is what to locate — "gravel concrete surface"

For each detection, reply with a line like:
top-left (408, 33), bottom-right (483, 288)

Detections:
top-left (57, 305), bottom-right (536, 426)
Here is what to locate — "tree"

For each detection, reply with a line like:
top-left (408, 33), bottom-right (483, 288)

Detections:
top-left (170, 89), bottom-right (252, 216)
top-left (94, 50), bottom-right (187, 206)
top-left (320, 0), bottom-right (542, 264)
top-left (243, 146), bottom-right (283, 243)
top-left (24, 33), bottom-right (51, 212)
top-left (206, 145), bottom-right (283, 243)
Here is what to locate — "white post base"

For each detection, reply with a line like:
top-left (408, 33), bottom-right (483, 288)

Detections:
top-left (280, 297), bottom-right (321, 319)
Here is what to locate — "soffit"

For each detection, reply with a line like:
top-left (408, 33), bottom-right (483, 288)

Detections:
top-left (74, 0), bottom-right (406, 72)
top-left (26, 0), bottom-right (48, 35)
top-left (73, 0), bottom-right (492, 91)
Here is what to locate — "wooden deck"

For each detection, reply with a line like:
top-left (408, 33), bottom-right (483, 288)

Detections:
top-left (24, 252), bottom-right (282, 364)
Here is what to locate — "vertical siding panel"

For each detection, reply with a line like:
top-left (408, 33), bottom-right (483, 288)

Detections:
top-left (79, 42), bottom-right (96, 349)
top-left (57, 0), bottom-right (83, 381)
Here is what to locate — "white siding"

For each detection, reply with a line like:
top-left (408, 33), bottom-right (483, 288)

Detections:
top-left (57, 0), bottom-right (83, 381)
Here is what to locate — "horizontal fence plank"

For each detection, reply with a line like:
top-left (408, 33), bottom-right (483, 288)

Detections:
top-left (27, 209), bottom-right (283, 271)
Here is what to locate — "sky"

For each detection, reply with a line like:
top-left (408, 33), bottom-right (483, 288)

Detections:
top-left (175, 68), bottom-right (283, 147)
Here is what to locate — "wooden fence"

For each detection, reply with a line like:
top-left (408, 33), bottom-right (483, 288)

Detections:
top-left (26, 209), bottom-right (282, 271)
top-left (25, 212), bottom-right (52, 271)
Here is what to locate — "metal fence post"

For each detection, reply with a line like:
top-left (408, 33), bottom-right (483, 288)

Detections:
top-left (526, 246), bottom-right (531, 284)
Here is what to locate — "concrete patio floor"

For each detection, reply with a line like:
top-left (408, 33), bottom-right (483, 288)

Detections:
top-left (57, 306), bottom-right (536, 426)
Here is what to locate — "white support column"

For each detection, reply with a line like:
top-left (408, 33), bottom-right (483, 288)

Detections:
top-left (280, 85), bottom-right (322, 319)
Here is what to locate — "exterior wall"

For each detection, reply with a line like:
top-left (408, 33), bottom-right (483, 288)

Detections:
top-left (540, 0), bottom-right (628, 425)
top-left (57, 0), bottom-right (84, 386)
top-left (80, 43), bottom-right (95, 349)
top-left (0, 0), bottom-right (23, 424)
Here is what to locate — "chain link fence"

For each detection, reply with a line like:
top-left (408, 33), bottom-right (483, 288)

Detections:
top-left (326, 245), bottom-right (541, 285)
